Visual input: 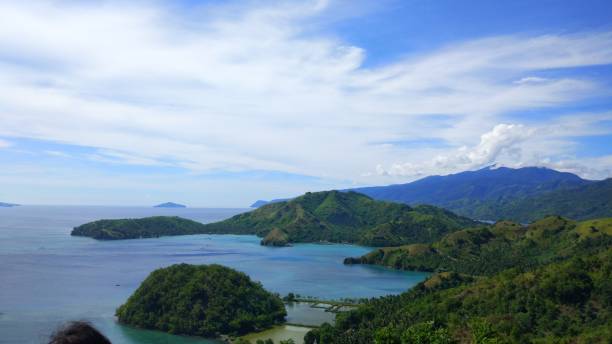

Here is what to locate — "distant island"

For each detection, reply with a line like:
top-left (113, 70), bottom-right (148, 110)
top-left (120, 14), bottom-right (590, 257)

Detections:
top-left (204, 190), bottom-right (476, 247)
top-left (116, 264), bottom-right (286, 338)
top-left (250, 198), bottom-right (289, 208)
top-left (0, 202), bottom-right (19, 207)
top-left (71, 216), bottom-right (207, 240)
top-left (154, 202), bottom-right (186, 208)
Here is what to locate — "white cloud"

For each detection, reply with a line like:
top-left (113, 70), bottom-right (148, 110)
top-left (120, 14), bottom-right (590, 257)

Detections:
top-left (514, 77), bottom-right (548, 85)
top-left (376, 124), bottom-right (533, 177)
top-left (0, 0), bottom-right (610, 192)
top-left (44, 150), bottom-right (71, 158)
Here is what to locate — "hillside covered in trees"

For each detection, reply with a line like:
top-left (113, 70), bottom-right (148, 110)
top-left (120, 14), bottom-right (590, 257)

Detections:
top-left (485, 178), bottom-right (612, 222)
top-left (116, 264), bottom-right (286, 338)
top-left (345, 216), bottom-right (612, 275)
top-left (202, 190), bottom-right (476, 246)
top-left (306, 216), bottom-right (612, 343)
top-left (351, 166), bottom-right (612, 222)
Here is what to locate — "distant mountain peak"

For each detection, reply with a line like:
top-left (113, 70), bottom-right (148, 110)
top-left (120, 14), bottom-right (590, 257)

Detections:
top-left (350, 165), bottom-right (602, 222)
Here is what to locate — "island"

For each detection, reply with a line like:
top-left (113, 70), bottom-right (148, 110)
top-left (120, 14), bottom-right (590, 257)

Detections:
top-left (70, 216), bottom-right (207, 240)
top-left (116, 264), bottom-right (286, 338)
top-left (250, 200), bottom-right (269, 208)
top-left (260, 228), bottom-right (290, 246)
top-left (249, 198), bottom-right (289, 208)
top-left (154, 202), bottom-right (186, 208)
top-left (0, 202), bottom-right (19, 207)
top-left (203, 190), bottom-right (476, 247)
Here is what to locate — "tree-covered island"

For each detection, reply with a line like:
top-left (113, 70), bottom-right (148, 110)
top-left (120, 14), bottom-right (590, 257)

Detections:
top-left (116, 264), bottom-right (286, 338)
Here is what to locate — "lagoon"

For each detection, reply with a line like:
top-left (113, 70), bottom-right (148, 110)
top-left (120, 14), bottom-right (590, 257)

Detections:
top-left (0, 206), bottom-right (429, 344)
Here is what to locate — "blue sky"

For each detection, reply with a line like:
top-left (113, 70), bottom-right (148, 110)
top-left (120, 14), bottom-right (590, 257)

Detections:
top-left (0, 0), bottom-right (611, 206)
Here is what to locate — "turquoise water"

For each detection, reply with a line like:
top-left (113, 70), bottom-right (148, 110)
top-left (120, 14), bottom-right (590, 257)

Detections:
top-left (0, 206), bottom-right (429, 343)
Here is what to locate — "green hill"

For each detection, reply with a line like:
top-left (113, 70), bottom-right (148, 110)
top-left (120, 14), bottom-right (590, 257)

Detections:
top-left (345, 216), bottom-right (612, 276)
top-left (350, 166), bottom-right (612, 222)
top-left (202, 190), bottom-right (476, 246)
top-left (309, 217), bottom-right (612, 343)
top-left (71, 216), bottom-right (207, 240)
top-left (116, 264), bottom-right (286, 337)
top-left (314, 248), bottom-right (611, 343)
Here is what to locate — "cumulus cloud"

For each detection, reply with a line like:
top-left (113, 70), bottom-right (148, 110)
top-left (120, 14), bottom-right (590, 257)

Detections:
top-left (0, 0), bottom-right (610, 187)
top-left (376, 124), bottom-right (533, 177)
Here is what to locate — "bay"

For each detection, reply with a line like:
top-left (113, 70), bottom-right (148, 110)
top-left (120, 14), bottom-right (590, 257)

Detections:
top-left (0, 206), bottom-right (429, 344)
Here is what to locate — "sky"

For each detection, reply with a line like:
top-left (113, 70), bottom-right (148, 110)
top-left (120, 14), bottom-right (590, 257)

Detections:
top-left (1, 0), bottom-right (612, 206)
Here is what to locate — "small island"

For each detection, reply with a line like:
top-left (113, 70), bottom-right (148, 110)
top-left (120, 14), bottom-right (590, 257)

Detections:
top-left (260, 228), bottom-right (290, 246)
top-left (116, 264), bottom-right (286, 338)
top-left (154, 202), bottom-right (186, 208)
top-left (71, 216), bottom-right (207, 240)
top-left (0, 202), bottom-right (19, 207)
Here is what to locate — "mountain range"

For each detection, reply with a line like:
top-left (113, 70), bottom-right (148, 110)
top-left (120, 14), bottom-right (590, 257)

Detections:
top-left (350, 166), bottom-right (611, 222)
top-left (251, 166), bottom-right (611, 222)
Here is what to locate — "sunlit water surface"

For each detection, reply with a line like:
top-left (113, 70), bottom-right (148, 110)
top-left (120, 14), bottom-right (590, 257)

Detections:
top-left (0, 206), bottom-right (429, 343)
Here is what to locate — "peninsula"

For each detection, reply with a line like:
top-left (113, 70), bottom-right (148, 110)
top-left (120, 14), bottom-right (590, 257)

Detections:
top-left (71, 216), bottom-right (207, 240)
top-left (203, 190), bottom-right (476, 247)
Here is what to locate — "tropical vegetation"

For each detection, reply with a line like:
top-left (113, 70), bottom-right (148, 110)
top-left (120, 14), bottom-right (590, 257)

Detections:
top-left (202, 190), bottom-right (475, 246)
top-left (71, 216), bottom-right (208, 240)
top-left (309, 216), bottom-right (612, 343)
top-left (352, 166), bottom-right (611, 222)
top-left (116, 264), bottom-right (286, 337)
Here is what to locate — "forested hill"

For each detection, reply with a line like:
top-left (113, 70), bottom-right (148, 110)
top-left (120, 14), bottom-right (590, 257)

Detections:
top-left (308, 217), bottom-right (612, 343)
top-left (345, 216), bottom-right (612, 275)
top-left (116, 264), bottom-right (286, 337)
top-left (349, 166), bottom-right (609, 222)
top-left (315, 248), bottom-right (611, 343)
top-left (488, 178), bottom-right (612, 222)
top-left (202, 190), bottom-right (476, 246)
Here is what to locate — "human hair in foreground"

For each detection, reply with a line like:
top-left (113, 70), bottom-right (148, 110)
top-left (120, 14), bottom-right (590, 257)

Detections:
top-left (49, 321), bottom-right (111, 344)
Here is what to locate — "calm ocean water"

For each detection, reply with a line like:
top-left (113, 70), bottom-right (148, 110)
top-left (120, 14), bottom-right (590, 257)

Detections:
top-left (0, 206), bottom-right (429, 344)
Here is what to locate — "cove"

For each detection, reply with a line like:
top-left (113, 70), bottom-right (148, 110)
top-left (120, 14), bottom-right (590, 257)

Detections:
top-left (0, 206), bottom-right (430, 343)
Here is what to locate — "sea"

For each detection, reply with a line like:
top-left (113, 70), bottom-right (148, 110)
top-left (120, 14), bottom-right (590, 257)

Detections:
top-left (0, 206), bottom-right (429, 344)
